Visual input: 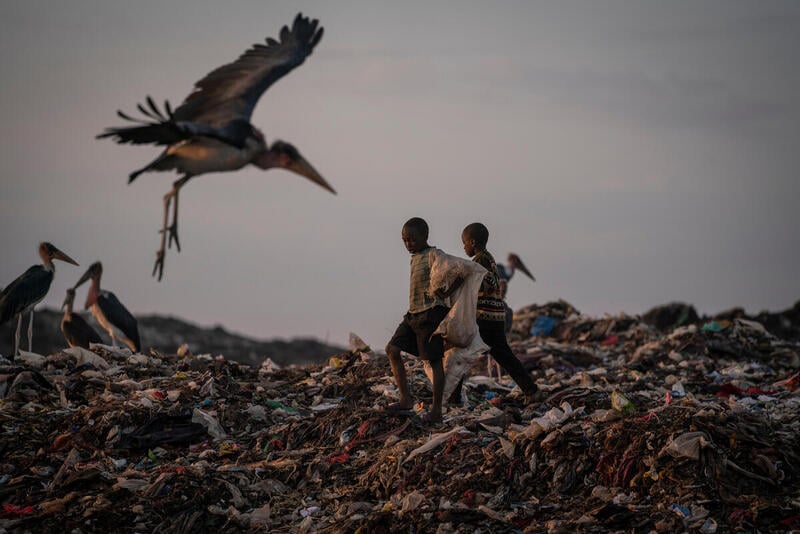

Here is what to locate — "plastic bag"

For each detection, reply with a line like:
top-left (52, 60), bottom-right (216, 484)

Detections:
top-left (429, 250), bottom-right (486, 348)
top-left (611, 390), bottom-right (636, 415)
top-left (422, 251), bottom-right (489, 400)
top-left (423, 332), bottom-right (489, 402)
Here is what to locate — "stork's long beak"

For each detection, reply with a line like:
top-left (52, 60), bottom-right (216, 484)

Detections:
top-left (512, 255), bottom-right (536, 282)
top-left (288, 155), bottom-right (336, 195)
top-left (53, 248), bottom-right (79, 267)
top-left (61, 293), bottom-right (71, 311)
top-left (74, 267), bottom-right (93, 288)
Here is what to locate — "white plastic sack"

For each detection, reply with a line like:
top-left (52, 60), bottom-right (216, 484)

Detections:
top-left (422, 251), bottom-right (489, 401)
top-left (424, 333), bottom-right (490, 402)
top-left (429, 250), bottom-right (487, 348)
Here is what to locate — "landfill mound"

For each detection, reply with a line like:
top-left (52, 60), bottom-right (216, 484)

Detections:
top-left (1, 302), bottom-right (799, 533)
top-left (0, 309), bottom-right (342, 367)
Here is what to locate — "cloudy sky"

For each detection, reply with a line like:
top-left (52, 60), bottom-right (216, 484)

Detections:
top-left (1, 1), bottom-right (798, 349)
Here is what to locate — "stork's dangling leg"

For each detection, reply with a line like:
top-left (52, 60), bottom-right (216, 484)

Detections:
top-left (14, 314), bottom-right (22, 356)
top-left (153, 191), bottom-right (173, 280)
top-left (153, 175), bottom-right (192, 281)
top-left (27, 310), bottom-right (34, 352)
top-left (167, 175), bottom-right (192, 252)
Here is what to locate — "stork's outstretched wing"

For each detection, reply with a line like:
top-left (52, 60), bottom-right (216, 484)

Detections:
top-left (96, 97), bottom-right (231, 146)
top-left (173, 13), bottom-right (323, 127)
top-left (0, 266), bottom-right (52, 324)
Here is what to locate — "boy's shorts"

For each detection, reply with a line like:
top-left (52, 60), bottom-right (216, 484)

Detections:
top-left (388, 305), bottom-right (449, 362)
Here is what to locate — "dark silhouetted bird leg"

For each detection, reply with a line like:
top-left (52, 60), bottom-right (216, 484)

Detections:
top-left (153, 190), bottom-right (173, 280)
top-left (167, 175), bottom-right (192, 252)
top-left (27, 310), bottom-right (34, 352)
top-left (14, 314), bottom-right (22, 356)
top-left (153, 175), bottom-right (193, 280)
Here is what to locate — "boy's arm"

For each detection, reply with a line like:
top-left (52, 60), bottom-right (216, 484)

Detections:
top-left (434, 275), bottom-right (464, 299)
top-left (474, 255), bottom-right (499, 290)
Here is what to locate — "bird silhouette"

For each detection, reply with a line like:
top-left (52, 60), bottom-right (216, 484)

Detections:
top-left (61, 288), bottom-right (103, 349)
top-left (0, 243), bottom-right (79, 359)
top-left (74, 262), bottom-right (141, 352)
top-left (97, 13), bottom-right (335, 280)
top-left (497, 253), bottom-right (536, 283)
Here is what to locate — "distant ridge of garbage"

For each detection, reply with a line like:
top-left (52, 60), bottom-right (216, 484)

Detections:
top-left (511, 299), bottom-right (800, 342)
top-left (0, 309), bottom-right (343, 367)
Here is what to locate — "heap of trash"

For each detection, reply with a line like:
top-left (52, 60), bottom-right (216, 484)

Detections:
top-left (1, 301), bottom-right (799, 532)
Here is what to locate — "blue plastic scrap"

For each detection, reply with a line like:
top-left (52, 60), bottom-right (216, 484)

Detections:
top-left (670, 503), bottom-right (691, 518)
top-left (530, 316), bottom-right (558, 337)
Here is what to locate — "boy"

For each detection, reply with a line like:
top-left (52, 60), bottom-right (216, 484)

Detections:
top-left (462, 222), bottom-right (538, 403)
top-left (386, 217), bottom-right (449, 424)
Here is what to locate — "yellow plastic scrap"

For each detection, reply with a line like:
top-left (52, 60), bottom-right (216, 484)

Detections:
top-left (643, 467), bottom-right (660, 481)
top-left (219, 442), bottom-right (239, 456)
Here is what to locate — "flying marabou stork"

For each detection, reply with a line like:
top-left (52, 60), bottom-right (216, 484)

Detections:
top-left (61, 288), bottom-right (103, 349)
top-left (97, 13), bottom-right (335, 280)
top-left (74, 262), bottom-right (141, 353)
top-left (0, 243), bottom-right (79, 359)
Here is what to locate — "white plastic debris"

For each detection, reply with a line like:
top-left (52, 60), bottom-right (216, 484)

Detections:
top-left (404, 426), bottom-right (470, 464)
top-left (244, 404), bottom-right (267, 422)
top-left (192, 408), bottom-right (228, 439)
top-left (63, 346), bottom-right (110, 369)
top-left (662, 431), bottom-right (710, 461)
top-left (520, 402), bottom-right (575, 439)
top-left (16, 351), bottom-right (46, 368)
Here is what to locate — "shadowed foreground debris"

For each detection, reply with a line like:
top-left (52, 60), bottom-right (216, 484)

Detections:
top-left (1, 302), bottom-right (799, 532)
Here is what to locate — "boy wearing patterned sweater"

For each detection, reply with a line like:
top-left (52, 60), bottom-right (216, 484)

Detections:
top-left (462, 222), bottom-right (538, 403)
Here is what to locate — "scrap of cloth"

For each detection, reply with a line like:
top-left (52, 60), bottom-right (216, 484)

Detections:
top-left (423, 251), bottom-right (489, 402)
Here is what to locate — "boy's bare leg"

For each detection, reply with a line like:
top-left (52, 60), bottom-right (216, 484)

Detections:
top-left (429, 357), bottom-right (444, 423)
top-left (386, 344), bottom-right (413, 409)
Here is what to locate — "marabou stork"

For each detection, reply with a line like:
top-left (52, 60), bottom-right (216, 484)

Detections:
top-left (97, 13), bottom-right (335, 280)
top-left (61, 288), bottom-right (103, 349)
top-left (0, 243), bottom-right (79, 359)
top-left (74, 262), bottom-right (141, 353)
top-left (495, 252), bottom-right (535, 372)
top-left (497, 253), bottom-right (536, 284)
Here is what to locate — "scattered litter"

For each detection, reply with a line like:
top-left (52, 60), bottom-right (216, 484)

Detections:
top-left (0, 301), bottom-right (798, 532)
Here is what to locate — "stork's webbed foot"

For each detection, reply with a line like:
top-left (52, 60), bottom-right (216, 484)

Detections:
top-left (152, 249), bottom-right (166, 281)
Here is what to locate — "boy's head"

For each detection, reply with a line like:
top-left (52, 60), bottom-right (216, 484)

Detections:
top-left (402, 217), bottom-right (429, 253)
top-left (462, 222), bottom-right (488, 257)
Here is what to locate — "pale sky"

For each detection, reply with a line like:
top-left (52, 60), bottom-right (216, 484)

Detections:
top-left (1, 1), bottom-right (798, 349)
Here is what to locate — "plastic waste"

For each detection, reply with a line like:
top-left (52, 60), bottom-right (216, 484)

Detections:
top-left (663, 431), bottom-right (709, 461)
top-left (530, 316), bottom-right (558, 337)
top-left (610, 390), bottom-right (636, 415)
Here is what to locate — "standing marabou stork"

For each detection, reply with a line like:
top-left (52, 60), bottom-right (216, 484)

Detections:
top-left (97, 13), bottom-right (335, 280)
top-left (497, 252), bottom-right (536, 342)
top-left (497, 253), bottom-right (536, 285)
top-left (74, 262), bottom-right (141, 353)
top-left (61, 288), bottom-right (103, 349)
top-left (0, 243), bottom-right (79, 359)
